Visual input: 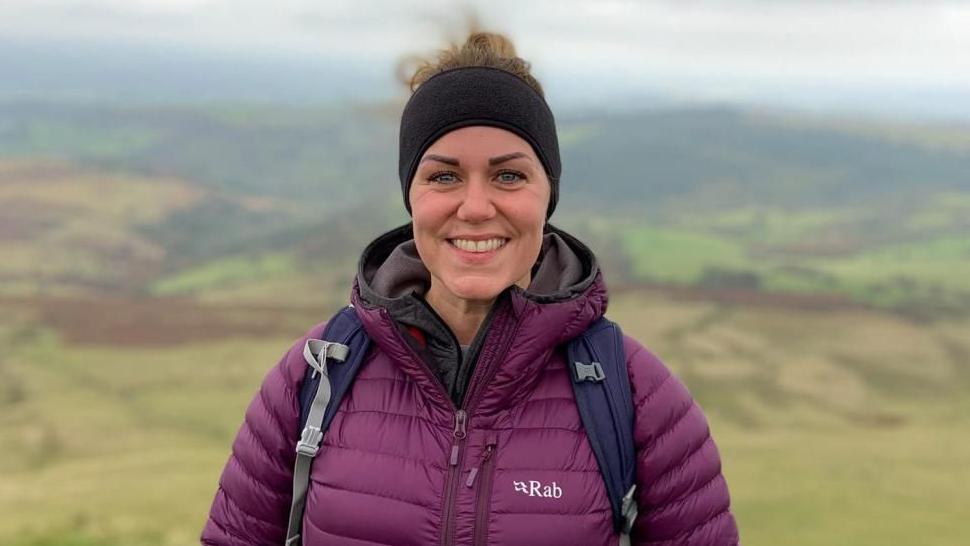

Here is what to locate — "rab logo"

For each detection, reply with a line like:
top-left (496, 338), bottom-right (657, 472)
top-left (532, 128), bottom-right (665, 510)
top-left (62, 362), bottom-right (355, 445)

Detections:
top-left (513, 480), bottom-right (563, 499)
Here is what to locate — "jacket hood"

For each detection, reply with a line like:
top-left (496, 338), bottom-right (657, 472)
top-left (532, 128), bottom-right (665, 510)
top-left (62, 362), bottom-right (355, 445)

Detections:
top-left (350, 222), bottom-right (608, 411)
top-left (356, 222), bottom-right (600, 305)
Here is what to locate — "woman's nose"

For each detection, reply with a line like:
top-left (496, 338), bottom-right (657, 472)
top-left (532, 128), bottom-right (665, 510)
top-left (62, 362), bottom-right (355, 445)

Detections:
top-left (455, 178), bottom-right (496, 222)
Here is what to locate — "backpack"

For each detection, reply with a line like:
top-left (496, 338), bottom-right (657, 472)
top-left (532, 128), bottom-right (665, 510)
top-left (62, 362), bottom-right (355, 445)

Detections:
top-left (284, 304), bottom-right (638, 546)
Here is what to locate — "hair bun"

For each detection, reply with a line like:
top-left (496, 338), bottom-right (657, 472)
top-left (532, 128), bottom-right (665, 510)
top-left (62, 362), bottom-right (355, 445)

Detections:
top-left (403, 30), bottom-right (544, 97)
top-left (465, 31), bottom-right (518, 58)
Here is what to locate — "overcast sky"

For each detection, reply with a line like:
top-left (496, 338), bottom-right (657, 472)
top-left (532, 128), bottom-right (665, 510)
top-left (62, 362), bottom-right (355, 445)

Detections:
top-left (2, 0), bottom-right (968, 116)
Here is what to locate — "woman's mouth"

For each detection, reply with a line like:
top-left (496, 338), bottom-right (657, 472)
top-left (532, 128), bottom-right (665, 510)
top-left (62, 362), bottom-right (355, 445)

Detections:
top-left (447, 238), bottom-right (508, 253)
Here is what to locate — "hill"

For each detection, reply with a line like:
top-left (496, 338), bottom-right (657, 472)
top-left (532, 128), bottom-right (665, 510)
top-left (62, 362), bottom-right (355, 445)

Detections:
top-left (1, 101), bottom-right (969, 315)
top-left (1, 289), bottom-right (967, 546)
top-left (1, 100), bottom-right (969, 546)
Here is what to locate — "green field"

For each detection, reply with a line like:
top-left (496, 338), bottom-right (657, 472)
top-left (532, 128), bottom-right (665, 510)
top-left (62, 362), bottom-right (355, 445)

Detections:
top-left (1, 292), bottom-right (968, 546)
top-left (617, 204), bottom-right (970, 315)
top-left (2, 102), bottom-right (969, 545)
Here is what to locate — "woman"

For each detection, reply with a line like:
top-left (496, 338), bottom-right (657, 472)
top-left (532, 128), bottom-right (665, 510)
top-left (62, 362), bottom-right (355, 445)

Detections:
top-left (202, 32), bottom-right (739, 546)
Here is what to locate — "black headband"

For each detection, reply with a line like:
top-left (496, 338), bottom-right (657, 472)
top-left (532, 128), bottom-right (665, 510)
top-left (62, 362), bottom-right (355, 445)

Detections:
top-left (398, 66), bottom-right (561, 218)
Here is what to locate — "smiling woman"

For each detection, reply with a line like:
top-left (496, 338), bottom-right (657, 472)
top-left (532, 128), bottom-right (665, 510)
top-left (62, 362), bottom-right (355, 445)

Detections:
top-left (202, 30), bottom-right (739, 546)
top-left (411, 126), bottom-right (551, 343)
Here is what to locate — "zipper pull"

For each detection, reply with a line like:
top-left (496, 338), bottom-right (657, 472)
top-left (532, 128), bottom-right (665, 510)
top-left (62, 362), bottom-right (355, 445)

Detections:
top-left (466, 434), bottom-right (498, 488)
top-left (450, 410), bottom-right (468, 466)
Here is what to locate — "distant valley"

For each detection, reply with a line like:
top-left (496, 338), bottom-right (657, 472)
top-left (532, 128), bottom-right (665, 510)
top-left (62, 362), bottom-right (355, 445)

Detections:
top-left (1, 100), bottom-right (969, 319)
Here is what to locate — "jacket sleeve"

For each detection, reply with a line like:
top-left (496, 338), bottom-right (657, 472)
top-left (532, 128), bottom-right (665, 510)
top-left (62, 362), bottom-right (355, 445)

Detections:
top-left (625, 335), bottom-right (740, 545)
top-left (200, 323), bottom-right (326, 545)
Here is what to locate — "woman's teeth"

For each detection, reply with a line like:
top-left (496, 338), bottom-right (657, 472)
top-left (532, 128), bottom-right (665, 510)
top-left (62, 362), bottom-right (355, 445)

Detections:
top-left (450, 238), bottom-right (507, 252)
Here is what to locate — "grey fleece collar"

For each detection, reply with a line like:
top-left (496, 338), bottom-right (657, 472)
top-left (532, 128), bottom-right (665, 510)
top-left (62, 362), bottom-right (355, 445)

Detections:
top-left (353, 222), bottom-right (600, 405)
top-left (358, 223), bottom-right (598, 304)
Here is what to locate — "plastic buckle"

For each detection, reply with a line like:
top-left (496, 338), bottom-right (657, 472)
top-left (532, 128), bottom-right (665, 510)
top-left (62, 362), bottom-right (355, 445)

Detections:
top-left (296, 425), bottom-right (323, 457)
top-left (574, 361), bottom-right (606, 383)
top-left (620, 485), bottom-right (638, 534)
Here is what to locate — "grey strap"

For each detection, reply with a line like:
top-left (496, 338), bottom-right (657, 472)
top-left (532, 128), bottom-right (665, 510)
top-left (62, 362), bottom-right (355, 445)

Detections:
top-left (618, 484), bottom-right (638, 546)
top-left (284, 339), bottom-right (349, 546)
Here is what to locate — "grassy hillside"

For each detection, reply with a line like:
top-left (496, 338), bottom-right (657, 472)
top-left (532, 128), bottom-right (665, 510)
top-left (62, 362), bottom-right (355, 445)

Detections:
top-left (4, 101), bottom-right (969, 313)
top-left (558, 108), bottom-right (970, 213)
top-left (0, 160), bottom-right (200, 295)
top-left (0, 159), bottom-right (335, 298)
top-left (609, 292), bottom-right (970, 546)
top-left (1, 100), bottom-right (968, 544)
top-left (0, 101), bottom-right (397, 206)
top-left (4, 101), bottom-right (970, 215)
top-left (611, 207), bottom-right (970, 315)
top-left (1, 292), bottom-right (967, 546)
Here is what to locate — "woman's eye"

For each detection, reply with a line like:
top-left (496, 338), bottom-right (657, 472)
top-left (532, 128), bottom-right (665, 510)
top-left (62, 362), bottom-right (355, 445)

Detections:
top-left (496, 170), bottom-right (525, 184)
top-left (428, 171), bottom-right (458, 184)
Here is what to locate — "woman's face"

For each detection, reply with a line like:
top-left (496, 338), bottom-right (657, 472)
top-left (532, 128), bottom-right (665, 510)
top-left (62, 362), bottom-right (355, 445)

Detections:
top-left (410, 125), bottom-right (551, 304)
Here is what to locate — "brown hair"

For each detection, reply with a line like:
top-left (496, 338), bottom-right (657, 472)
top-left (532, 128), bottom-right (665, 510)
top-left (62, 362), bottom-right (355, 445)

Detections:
top-left (400, 31), bottom-right (545, 98)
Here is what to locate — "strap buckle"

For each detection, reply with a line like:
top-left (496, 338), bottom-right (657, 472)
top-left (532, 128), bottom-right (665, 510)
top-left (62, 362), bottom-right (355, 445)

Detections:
top-left (574, 361), bottom-right (606, 383)
top-left (304, 340), bottom-right (350, 378)
top-left (296, 425), bottom-right (323, 457)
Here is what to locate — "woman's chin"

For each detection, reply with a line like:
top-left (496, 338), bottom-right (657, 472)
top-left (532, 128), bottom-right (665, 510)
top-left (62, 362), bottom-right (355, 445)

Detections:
top-left (444, 277), bottom-right (510, 303)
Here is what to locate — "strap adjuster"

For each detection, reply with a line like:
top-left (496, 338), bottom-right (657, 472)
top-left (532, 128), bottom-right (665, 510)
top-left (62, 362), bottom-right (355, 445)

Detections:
top-left (296, 425), bottom-right (323, 457)
top-left (574, 361), bottom-right (606, 383)
top-left (620, 485), bottom-right (638, 534)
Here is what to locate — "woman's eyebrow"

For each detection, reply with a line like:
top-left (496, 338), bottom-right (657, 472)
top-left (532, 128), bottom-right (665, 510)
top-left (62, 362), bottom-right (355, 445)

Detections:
top-left (419, 152), bottom-right (532, 167)
top-left (420, 154), bottom-right (460, 166)
top-left (489, 152), bottom-right (531, 165)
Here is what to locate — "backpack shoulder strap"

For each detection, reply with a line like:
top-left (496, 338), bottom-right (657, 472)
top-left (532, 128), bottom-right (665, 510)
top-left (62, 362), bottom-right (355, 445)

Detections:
top-left (285, 304), bottom-right (371, 546)
top-left (567, 316), bottom-right (638, 544)
top-left (296, 305), bottom-right (371, 434)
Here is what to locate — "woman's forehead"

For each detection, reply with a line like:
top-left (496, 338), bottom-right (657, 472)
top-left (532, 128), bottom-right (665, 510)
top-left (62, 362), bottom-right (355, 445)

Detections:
top-left (423, 126), bottom-right (538, 162)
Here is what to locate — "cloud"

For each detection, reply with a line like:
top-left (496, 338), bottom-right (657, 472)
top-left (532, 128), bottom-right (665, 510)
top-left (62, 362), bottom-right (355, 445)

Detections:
top-left (1, 0), bottom-right (967, 90)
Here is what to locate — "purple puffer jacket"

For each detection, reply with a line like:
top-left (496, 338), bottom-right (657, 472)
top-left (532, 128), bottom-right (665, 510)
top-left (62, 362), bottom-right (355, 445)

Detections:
top-left (202, 236), bottom-right (739, 545)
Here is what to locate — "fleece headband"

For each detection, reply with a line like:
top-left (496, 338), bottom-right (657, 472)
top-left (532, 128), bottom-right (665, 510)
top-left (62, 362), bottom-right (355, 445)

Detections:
top-left (398, 66), bottom-right (561, 218)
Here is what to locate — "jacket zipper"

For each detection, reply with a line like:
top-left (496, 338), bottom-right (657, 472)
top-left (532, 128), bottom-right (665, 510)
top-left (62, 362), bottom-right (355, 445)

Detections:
top-left (441, 314), bottom-right (516, 546)
top-left (443, 307), bottom-right (515, 546)
top-left (467, 433), bottom-right (498, 546)
top-left (380, 304), bottom-right (516, 546)
top-left (380, 309), bottom-right (466, 546)
top-left (440, 409), bottom-right (468, 546)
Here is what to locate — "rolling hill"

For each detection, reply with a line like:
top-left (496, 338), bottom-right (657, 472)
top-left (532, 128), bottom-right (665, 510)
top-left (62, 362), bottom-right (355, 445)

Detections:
top-left (1, 100), bottom-right (969, 314)
top-left (1, 99), bottom-right (969, 546)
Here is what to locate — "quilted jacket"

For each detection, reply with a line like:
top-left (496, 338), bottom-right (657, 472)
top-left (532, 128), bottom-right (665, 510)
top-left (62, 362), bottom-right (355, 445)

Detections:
top-left (201, 225), bottom-right (739, 545)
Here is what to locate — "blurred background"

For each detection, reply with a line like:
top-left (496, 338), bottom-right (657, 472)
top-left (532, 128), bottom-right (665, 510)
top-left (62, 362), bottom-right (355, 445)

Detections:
top-left (1, 1), bottom-right (968, 545)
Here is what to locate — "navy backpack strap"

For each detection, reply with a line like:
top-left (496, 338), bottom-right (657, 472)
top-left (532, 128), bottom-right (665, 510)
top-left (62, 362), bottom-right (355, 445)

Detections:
top-left (567, 316), bottom-right (638, 543)
top-left (297, 305), bottom-right (371, 433)
top-left (286, 304), bottom-right (372, 546)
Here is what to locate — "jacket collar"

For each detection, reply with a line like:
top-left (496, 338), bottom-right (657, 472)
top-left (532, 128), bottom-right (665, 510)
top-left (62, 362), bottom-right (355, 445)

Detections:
top-left (350, 222), bottom-right (608, 414)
